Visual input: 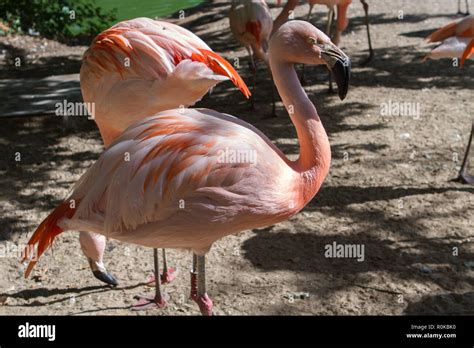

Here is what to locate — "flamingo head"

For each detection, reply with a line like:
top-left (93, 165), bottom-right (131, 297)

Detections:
top-left (269, 20), bottom-right (351, 100)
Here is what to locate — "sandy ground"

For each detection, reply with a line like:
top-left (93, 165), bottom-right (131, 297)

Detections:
top-left (0, 0), bottom-right (473, 315)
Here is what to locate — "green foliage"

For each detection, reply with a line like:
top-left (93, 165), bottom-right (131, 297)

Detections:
top-left (0, 0), bottom-right (116, 40)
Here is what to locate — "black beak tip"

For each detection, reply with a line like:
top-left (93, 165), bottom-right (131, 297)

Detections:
top-left (332, 58), bottom-right (351, 101)
top-left (93, 270), bottom-right (119, 287)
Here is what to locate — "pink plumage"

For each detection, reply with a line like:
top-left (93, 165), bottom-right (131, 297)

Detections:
top-left (81, 17), bottom-right (250, 145)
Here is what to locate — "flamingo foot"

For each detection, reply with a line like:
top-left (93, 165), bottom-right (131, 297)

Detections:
top-left (455, 172), bottom-right (474, 184)
top-left (192, 294), bottom-right (213, 316)
top-left (132, 293), bottom-right (169, 311)
top-left (146, 267), bottom-right (179, 286)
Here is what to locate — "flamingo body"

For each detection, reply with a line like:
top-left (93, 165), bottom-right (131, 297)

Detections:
top-left (63, 109), bottom-right (310, 254)
top-left (25, 106), bottom-right (328, 273)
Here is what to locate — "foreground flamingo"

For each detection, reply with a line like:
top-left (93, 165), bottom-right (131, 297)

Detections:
top-left (23, 20), bottom-right (350, 315)
top-left (425, 15), bottom-right (474, 184)
top-left (79, 18), bottom-right (251, 292)
top-left (229, 0), bottom-right (275, 113)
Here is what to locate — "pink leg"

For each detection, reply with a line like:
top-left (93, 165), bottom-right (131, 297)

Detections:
top-left (190, 254), bottom-right (213, 316)
top-left (190, 255), bottom-right (198, 301)
top-left (146, 249), bottom-right (178, 285)
top-left (133, 249), bottom-right (168, 311)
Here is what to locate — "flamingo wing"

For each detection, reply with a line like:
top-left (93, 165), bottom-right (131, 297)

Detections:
top-left (80, 18), bottom-right (250, 131)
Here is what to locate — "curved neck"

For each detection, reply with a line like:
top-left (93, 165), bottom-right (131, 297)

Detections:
top-left (270, 57), bottom-right (331, 201)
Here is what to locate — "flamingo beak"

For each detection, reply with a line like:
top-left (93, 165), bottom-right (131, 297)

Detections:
top-left (88, 258), bottom-right (118, 286)
top-left (321, 44), bottom-right (351, 100)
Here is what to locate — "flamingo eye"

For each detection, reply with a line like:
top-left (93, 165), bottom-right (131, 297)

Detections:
top-left (307, 37), bottom-right (317, 45)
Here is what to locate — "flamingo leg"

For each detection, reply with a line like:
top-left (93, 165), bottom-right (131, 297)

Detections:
top-left (263, 68), bottom-right (277, 118)
top-left (133, 248), bottom-right (168, 310)
top-left (456, 121), bottom-right (474, 184)
top-left (458, 0), bottom-right (470, 14)
top-left (326, 6), bottom-right (335, 37)
top-left (360, 0), bottom-right (374, 65)
top-left (191, 254), bottom-right (213, 316)
top-left (160, 248), bottom-right (178, 283)
top-left (307, 4), bottom-right (314, 22)
top-left (300, 5), bottom-right (316, 86)
top-left (145, 248), bottom-right (178, 285)
top-left (247, 47), bottom-right (257, 110)
top-left (327, 8), bottom-right (336, 94)
top-left (251, 69), bottom-right (257, 110)
top-left (270, 75), bottom-right (277, 117)
top-left (190, 253), bottom-right (198, 300)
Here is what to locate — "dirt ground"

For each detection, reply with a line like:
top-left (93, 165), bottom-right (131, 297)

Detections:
top-left (0, 0), bottom-right (473, 315)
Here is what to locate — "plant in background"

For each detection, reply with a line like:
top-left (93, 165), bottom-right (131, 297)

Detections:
top-left (0, 0), bottom-right (116, 40)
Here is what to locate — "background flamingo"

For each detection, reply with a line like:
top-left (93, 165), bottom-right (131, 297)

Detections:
top-left (79, 17), bottom-right (251, 293)
top-left (23, 20), bottom-right (351, 316)
top-left (229, 0), bottom-right (275, 113)
top-left (273, 0), bottom-right (371, 92)
top-left (424, 15), bottom-right (474, 184)
top-left (274, 0), bottom-right (373, 63)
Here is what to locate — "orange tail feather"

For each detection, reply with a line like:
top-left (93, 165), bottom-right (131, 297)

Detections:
top-left (426, 21), bottom-right (457, 42)
top-left (22, 200), bottom-right (78, 278)
top-left (191, 49), bottom-right (251, 99)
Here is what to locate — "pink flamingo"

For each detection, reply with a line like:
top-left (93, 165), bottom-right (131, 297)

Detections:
top-left (425, 15), bottom-right (474, 184)
top-left (273, 0), bottom-right (370, 93)
top-left (79, 18), bottom-right (251, 292)
top-left (23, 20), bottom-right (350, 315)
top-left (229, 0), bottom-right (276, 113)
top-left (274, 0), bottom-right (373, 62)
